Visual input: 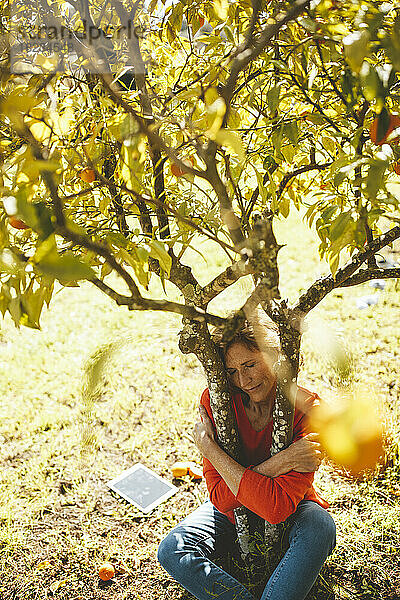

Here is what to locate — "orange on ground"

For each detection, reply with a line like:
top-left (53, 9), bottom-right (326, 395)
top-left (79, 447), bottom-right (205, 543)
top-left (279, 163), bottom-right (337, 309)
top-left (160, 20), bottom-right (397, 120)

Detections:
top-left (188, 463), bottom-right (203, 480)
top-left (393, 161), bottom-right (400, 175)
top-left (8, 216), bottom-right (30, 230)
top-left (171, 461), bottom-right (190, 477)
top-left (79, 168), bottom-right (96, 183)
top-left (369, 113), bottom-right (400, 145)
top-left (98, 562), bottom-right (115, 581)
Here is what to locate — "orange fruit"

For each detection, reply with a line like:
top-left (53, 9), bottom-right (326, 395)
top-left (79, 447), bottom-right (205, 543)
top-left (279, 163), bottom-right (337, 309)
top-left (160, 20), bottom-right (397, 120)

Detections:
top-left (188, 463), bottom-right (203, 480)
top-left (98, 562), bottom-right (115, 581)
top-left (79, 168), bottom-right (96, 183)
top-left (8, 216), bottom-right (30, 230)
top-left (370, 113), bottom-right (400, 145)
top-left (171, 163), bottom-right (184, 177)
top-left (171, 461), bottom-right (190, 477)
top-left (393, 161), bottom-right (400, 175)
top-left (346, 433), bottom-right (384, 476)
top-left (170, 157), bottom-right (194, 178)
top-left (309, 393), bottom-right (385, 478)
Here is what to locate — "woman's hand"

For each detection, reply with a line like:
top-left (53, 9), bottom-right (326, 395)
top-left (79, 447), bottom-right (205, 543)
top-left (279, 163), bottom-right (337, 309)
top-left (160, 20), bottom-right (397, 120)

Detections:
top-left (287, 433), bottom-right (323, 473)
top-left (193, 405), bottom-right (216, 457)
top-left (252, 433), bottom-right (323, 478)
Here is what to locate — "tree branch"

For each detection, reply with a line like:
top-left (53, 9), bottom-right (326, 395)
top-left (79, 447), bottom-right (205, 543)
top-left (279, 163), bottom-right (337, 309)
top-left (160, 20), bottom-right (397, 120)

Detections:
top-left (21, 126), bottom-right (142, 298)
top-left (339, 267), bottom-right (400, 287)
top-left (294, 226), bottom-right (400, 314)
top-left (276, 161), bottom-right (332, 201)
top-left (204, 153), bottom-right (246, 248)
top-left (222, 0), bottom-right (311, 106)
top-left (199, 260), bottom-right (254, 307)
top-left (90, 277), bottom-right (226, 324)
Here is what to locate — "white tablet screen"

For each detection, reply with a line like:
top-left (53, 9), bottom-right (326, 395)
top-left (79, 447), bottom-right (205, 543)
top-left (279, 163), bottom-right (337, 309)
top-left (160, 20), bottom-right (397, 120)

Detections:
top-left (107, 463), bottom-right (178, 513)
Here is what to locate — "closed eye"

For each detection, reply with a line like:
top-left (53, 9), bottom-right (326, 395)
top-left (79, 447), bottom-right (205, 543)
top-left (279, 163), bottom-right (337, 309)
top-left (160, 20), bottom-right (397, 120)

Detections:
top-left (227, 362), bottom-right (255, 376)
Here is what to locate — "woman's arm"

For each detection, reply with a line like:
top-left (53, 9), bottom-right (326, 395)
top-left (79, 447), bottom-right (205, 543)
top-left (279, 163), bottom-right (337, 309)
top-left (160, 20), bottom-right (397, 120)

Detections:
top-left (194, 402), bottom-right (321, 523)
top-left (195, 405), bottom-right (321, 492)
top-left (193, 404), bottom-right (245, 497)
top-left (254, 433), bottom-right (322, 476)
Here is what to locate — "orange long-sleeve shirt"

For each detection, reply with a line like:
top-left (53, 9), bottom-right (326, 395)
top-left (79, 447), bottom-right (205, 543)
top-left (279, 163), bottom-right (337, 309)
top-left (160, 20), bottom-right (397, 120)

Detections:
top-left (200, 386), bottom-right (329, 525)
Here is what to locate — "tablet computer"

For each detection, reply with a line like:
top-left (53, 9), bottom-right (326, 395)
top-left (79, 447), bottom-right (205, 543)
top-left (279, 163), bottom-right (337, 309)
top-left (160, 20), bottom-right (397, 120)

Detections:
top-left (107, 463), bottom-right (178, 513)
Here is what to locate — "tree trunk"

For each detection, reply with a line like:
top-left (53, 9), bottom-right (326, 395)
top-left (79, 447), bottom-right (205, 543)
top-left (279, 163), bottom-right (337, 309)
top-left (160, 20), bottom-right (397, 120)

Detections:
top-left (179, 315), bottom-right (302, 574)
top-left (179, 319), bottom-right (260, 559)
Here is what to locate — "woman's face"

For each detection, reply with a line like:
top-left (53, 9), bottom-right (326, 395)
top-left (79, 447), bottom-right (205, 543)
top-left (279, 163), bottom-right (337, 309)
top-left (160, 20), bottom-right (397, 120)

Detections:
top-left (225, 342), bottom-right (275, 403)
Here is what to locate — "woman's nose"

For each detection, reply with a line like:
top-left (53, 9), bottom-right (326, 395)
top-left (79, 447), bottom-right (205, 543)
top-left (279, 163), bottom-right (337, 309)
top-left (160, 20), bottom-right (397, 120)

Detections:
top-left (238, 371), bottom-right (251, 388)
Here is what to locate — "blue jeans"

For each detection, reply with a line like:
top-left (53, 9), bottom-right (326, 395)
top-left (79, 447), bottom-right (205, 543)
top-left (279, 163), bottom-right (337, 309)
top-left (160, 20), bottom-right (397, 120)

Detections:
top-left (157, 500), bottom-right (336, 600)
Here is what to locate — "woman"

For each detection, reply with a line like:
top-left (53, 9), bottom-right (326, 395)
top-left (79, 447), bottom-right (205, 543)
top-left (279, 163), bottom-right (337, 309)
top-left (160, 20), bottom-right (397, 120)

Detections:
top-left (158, 316), bottom-right (336, 600)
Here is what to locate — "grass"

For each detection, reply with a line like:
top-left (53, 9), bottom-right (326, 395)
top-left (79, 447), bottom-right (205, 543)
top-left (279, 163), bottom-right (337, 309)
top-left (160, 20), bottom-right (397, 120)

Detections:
top-left (0, 209), bottom-right (399, 600)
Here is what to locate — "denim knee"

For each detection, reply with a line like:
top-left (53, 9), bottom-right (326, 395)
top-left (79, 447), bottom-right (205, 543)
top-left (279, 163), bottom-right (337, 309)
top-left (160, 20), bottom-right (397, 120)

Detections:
top-left (322, 511), bottom-right (336, 555)
top-left (308, 506), bottom-right (336, 555)
top-left (157, 531), bottom-right (176, 570)
top-left (291, 502), bottom-right (336, 557)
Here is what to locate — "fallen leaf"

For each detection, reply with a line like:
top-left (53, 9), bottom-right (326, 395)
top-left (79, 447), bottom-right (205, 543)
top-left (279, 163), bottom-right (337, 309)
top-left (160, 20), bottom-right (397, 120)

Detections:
top-left (49, 579), bottom-right (67, 593)
top-left (36, 560), bottom-right (52, 569)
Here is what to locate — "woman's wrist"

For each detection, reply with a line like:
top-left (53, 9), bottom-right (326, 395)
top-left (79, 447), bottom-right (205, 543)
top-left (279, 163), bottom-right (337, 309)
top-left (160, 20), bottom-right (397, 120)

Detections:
top-left (253, 448), bottom-right (294, 478)
top-left (278, 447), bottom-right (295, 472)
top-left (200, 435), bottom-right (217, 459)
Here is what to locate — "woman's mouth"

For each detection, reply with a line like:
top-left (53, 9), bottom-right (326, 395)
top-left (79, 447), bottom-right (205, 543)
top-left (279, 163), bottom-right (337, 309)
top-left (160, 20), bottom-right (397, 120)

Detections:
top-left (246, 383), bottom-right (262, 392)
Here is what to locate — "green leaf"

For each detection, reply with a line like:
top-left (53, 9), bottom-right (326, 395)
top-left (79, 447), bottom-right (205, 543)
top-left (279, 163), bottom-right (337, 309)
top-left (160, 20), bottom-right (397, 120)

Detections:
top-left (321, 205), bottom-right (338, 223)
top-left (214, 0), bottom-right (229, 20)
top-left (34, 241), bottom-right (96, 283)
top-left (322, 136), bottom-right (336, 155)
top-left (329, 211), bottom-right (352, 242)
top-left (119, 247), bottom-right (150, 289)
top-left (271, 125), bottom-right (284, 157)
top-left (149, 240), bottom-right (172, 277)
top-left (329, 252), bottom-right (340, 277)
top-left (8, 297), bottom-right (22, 327)
top-left (267, 85), bottom-right (281, 114)
top-left (343, 29), bottom-right (370, 73)
top-left (340, 70), bottom-right (356, 106)
top-left (281, 144), bottom-right (295, 163)
top-left (15, 192), bottom-right (55, 239)
top-left (366, 159), bottom-right (388, 200)
top-left (169, 3), bottom-right (183, 31)
top-left (253, 168), bottom-right (268, 203)
top-left (107, 232), bottom-right (130, 250)
top-left (0, 285), bottom-right (11, 317)
top-left (214, 129), bottom-right (245, 162)
top-left (350, 127), bottom-right (363, 150)
top-left (279, 196), bottom-right (290, 218)
top-left (360, 62), bottom-right (384, 102)
top-left (20, 287), bottom-right (46, 329)
top-left (263, 156), bottom-right (278, 174)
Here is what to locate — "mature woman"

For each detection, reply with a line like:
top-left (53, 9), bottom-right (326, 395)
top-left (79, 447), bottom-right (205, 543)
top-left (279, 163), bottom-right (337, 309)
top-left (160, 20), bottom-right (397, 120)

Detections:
top-left (158, 317), bottom-right (336, 600)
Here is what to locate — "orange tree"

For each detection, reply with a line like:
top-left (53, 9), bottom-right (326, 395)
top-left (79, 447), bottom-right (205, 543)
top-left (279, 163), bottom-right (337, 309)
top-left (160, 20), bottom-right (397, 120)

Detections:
top-left (1, 0), bottom-right (400, 573)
